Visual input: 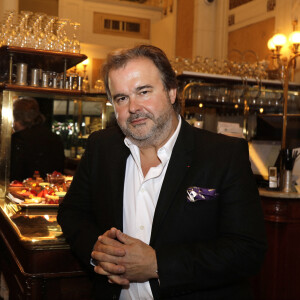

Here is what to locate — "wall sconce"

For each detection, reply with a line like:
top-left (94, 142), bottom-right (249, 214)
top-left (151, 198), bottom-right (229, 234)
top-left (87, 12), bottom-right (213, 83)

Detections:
top-left (267, 34), bottom-right (286, 79)
top-left (267, 20), bottom-right (300, 81)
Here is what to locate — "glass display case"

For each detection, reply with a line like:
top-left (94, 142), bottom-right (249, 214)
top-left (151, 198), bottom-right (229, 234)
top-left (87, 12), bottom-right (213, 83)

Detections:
top-left (0, 89), bottom-right (108, 197)
top-left (0, 46), bottom-right (106, 299)
top-left (0, 46), bottom-right (109, 197)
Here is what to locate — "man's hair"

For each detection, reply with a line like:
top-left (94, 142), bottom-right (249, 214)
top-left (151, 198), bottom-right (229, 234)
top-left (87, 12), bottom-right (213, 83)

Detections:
top-left (13, 97), bottom-right (45, 128)
top-left (101, 44), bottom-right (180, 112)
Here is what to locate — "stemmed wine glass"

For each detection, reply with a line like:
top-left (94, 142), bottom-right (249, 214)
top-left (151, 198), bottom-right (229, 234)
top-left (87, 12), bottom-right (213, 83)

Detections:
top-left (56, 19), bottom-right (70, 52)
top-left (18, 11), bottom-right (34, 48)
top-left (69, 22), bottom-right (81, 53)
top-left (1, 10), bottom-right (17, 46)
top-left (43, 16), bottom-right (58, 51)
top-left (31, 13), bottom-right (46, 49)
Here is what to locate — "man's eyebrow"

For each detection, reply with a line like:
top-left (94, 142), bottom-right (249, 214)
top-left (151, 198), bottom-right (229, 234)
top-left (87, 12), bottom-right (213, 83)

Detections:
top-left (136, 85), bottom-right (153, 92)
top-left (112, 85), bottom-right (153, 100)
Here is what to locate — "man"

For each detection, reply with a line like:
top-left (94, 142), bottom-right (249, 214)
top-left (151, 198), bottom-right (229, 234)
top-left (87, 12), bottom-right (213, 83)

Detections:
top-left (10, 97), bottom-right (65, 181)
top-left (57, 45), bottom-right (267, 300)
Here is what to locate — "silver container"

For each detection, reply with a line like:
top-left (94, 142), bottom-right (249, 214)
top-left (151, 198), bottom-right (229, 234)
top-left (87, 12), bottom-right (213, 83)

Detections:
top-left (42, 72), bottom-right (49, 88)
top-left (281, 170), bottom-right (293, 193)
top-left (30, 68), bottom-right (41, 87)
top-left (68, 76), bottom-right (74, 90)
top-left (77, 76), bottom-right (83, 90)
top-left (16, 63), bottom-right (28, 86)
top-left (52, 76), bottom-right (58, 88)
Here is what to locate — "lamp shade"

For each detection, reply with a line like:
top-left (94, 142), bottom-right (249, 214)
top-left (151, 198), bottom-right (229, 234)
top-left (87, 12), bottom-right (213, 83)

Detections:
top-left (272, 33), bottom-right (287, 46)
top-left (268, 37), bottom-right (276, 50)
top-left (82, 58), bottom-right (90, 66)
top-left (289, 31), bottom-right (300, 44)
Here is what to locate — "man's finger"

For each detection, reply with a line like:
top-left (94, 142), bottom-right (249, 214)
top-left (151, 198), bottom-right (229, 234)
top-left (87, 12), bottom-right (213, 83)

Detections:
top-left (116, 230), bottom-right (135, 245)
top-left (97, 261), bottom-right (125, 275)
top-left (103, 227), bottom-right (118, 239)
top-left (94, 237), bottom-right (125, 256)
top-left (94, 264), bottom-right (112, 276)
top-left (107, 275), bottom-right (130, 286)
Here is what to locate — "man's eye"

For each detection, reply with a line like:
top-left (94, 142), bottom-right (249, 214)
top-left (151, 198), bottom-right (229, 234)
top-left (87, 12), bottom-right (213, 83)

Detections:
top-left (140, 90), bottom-right (150, 95)
top-left (116, 96), bottom-right (127, 103)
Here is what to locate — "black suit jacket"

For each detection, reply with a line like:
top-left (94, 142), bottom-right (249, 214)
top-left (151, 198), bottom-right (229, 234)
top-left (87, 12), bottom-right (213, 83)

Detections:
top-left (57, 119), bottom-right (267, 300)
top-left (10, 125), bottom-right (65, 181)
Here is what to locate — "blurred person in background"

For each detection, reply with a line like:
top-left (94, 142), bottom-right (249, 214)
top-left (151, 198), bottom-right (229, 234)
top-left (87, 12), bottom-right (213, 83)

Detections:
top-left (10, 97), bottom-right (65, 181)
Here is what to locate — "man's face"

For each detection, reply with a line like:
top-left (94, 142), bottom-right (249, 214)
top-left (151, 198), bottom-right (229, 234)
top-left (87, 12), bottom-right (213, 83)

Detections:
top-left (108, 58), bottom-right (177, 148)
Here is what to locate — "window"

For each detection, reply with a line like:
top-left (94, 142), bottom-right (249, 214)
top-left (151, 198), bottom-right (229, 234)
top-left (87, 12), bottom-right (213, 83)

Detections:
top-left (93, 12), bottom-right (150, 39)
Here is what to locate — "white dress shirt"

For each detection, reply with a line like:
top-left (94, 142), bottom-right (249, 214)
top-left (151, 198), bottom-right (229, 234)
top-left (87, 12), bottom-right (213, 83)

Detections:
top-left (120, 117), bottom-right (181, 300)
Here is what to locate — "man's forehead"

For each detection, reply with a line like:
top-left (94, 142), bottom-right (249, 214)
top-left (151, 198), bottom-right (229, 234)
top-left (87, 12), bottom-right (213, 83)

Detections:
top-left (109, 57), bottom-right (156, 74)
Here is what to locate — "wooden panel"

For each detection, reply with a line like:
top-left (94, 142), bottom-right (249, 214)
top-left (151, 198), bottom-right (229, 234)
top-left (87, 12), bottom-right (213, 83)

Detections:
top-left (175, 0), bottom-right (194, 59)
top-left (251, 195), bottom-right (300, 300)
top-left (228, 18), bottom-right (275, 62)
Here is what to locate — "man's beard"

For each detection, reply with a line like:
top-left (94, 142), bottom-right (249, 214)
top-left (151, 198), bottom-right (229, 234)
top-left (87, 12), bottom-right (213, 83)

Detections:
top-left (117, 105), bottom-right (175, 148)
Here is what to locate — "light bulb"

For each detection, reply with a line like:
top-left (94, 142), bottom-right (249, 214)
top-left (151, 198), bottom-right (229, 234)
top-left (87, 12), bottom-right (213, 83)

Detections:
top-left (82, 58), bottom-right (90, 66)
top-left (272, 33), bottom-right (287, 46)
top-left (268, 38), bottom-right (276, 50)
top-left (289, 31), bottom-right (300, 44)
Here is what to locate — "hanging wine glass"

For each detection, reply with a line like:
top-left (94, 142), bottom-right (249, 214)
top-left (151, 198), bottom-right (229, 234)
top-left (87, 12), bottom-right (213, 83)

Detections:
top-left (56, 19), bottom-right (70, 52)
top-left (1, 10), bottom-right (17, 46)
top-left (43, 16), bottom-right (58, 50)
top-left (19, 11), bottom-right (34, 48)
top-left (69, 22), bottom-right (81, 53)
top-left (31, 13), bottom-right (46, 49)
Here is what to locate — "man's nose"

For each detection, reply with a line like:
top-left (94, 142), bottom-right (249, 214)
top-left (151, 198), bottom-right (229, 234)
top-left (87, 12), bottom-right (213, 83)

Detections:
top-left (128, 96), bottom-right (142, 113)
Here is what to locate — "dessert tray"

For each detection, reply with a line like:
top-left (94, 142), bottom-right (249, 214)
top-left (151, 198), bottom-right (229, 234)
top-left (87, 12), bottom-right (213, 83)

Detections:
top-left (7, 192), bottom-right (60, 208)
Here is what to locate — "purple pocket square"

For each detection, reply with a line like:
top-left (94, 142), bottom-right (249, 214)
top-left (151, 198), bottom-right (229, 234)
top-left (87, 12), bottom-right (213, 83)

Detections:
top-left (187, 187), bottom-right (218, 202)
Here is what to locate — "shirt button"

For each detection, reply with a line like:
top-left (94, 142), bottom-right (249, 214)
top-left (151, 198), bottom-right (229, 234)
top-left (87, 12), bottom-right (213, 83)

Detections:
top-left (140, 225), bottom-right (144, 230)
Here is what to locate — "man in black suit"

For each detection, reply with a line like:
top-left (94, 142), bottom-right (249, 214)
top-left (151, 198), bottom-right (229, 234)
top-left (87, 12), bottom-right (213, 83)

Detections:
top-left (57, 45), bottom-right (267, 300)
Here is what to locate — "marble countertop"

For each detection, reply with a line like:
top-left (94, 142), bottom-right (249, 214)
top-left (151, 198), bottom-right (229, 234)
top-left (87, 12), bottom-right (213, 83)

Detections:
top-left (259, 188), bottom-right (300, 199)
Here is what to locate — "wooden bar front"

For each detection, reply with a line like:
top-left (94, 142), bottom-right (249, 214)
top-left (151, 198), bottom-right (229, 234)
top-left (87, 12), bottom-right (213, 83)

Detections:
top-left (253, 189), bottom-right (300, 300)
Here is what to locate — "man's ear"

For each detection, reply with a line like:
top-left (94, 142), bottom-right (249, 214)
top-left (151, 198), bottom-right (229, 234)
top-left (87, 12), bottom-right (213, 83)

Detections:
top-left (168, 88), bottom-right (177, 104)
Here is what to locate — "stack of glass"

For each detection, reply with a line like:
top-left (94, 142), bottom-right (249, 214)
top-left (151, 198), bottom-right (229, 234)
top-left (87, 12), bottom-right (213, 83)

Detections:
top-left (0, 10), bottom-right (81, 53)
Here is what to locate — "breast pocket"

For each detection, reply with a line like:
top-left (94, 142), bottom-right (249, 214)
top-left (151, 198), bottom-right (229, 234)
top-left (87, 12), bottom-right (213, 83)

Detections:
top-left (183, 196), bottom-right (220, 238)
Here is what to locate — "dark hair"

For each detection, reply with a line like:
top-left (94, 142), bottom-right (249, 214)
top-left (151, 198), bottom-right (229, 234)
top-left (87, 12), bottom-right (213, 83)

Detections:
top-left (101, 44), bottom-right (180, 112)
top-left (13, 97), bottom-right (45, 128)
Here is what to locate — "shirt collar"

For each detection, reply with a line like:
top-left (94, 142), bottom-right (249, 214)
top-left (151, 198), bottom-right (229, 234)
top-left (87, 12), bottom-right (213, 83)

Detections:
top-left (124, 116), bottom-right (182, 166)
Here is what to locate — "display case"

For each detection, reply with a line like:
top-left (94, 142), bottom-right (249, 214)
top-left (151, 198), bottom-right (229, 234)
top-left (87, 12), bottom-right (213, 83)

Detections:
top-left (0, 47), bottom-right (109, 299)
top-left (0, 47), bottom-right (109, 196)
top-left (0, 89), bottom-right (108, 195)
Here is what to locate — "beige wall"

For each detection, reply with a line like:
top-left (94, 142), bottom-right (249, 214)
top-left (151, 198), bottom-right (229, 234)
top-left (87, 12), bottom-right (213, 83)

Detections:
top-left (228, 17), bottom-right (275, 62)
top-left (175, 0), bottom-right (194, 59)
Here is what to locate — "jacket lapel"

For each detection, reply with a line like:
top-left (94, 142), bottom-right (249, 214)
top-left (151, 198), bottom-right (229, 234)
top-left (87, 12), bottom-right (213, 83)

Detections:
top-left (150, 119), bottom-right (195, 245)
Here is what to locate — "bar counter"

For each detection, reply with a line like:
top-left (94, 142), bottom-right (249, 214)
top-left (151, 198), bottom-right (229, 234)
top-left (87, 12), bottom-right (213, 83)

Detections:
top-left (0, 197), bottom-right (93, 300)
top-left (1, 188), bottom-right (300, 300)
top-left (252, 188), bottom-right (300, 300)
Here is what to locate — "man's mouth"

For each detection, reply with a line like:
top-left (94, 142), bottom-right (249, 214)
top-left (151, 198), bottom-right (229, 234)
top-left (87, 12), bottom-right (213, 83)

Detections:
top-left (129, 117), bottom-right (148, 126)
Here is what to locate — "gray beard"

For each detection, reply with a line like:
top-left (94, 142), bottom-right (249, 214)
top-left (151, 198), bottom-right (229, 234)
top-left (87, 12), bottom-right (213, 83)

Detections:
top-left (117, 106), bottom-right (175, 148)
